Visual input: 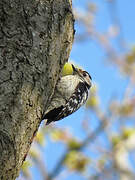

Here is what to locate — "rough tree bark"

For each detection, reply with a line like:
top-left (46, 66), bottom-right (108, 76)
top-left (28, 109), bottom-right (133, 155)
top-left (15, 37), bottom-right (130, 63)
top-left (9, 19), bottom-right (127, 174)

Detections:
top-left (0, 0), bottom-right (74, 179)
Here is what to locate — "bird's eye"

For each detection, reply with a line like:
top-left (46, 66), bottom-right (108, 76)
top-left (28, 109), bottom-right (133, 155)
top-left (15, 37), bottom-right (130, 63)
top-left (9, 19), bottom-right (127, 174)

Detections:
top-left (83, 72), bottom-right (87, 77)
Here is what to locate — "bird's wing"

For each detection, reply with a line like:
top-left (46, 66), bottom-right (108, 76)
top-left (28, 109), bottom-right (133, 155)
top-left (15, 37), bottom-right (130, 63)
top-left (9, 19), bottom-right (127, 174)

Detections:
top-left (45, 82), bottom-right (88, 125)
top-left (56, 82), bottom-right (88, 119)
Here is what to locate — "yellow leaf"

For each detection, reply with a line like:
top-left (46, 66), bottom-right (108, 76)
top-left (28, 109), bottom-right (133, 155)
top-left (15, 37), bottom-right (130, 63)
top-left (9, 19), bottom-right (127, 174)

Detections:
top-left (68, 139), bottom-right (81, 150)
top-left (35, 131), bottom-right (45, 146)
top-left (22, 160), bottom-right (32, 171)
top-left (29, 149), bottom-right (39, 159)
top-left (119, 103), bottom-right (133, 116)
top-left (126, 54), bottom-right (135, 64)
top-left (111, 136), bottom-right (121, 147)
top-left (50, 129), bottom-right (69, 142)
top-left (86, 95), bottom-right (99, 108)
top-left (64, 150), bottom-right (90, 172)
top-left (62, 62), bottom-right (73, 76)
top-left (122, 128), bottom-right (135, 139)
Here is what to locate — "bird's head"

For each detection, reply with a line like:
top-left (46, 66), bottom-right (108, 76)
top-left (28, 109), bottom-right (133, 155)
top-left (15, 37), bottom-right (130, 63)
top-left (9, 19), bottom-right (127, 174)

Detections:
top-left (72, 64), bottom-right (92, 88)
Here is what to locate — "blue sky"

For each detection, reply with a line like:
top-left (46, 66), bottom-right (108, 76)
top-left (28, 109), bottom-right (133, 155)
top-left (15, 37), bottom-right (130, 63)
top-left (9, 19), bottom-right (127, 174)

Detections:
top-left (46, 0), bottom-right (135, 179)
top-left (19, 0), bottom-right (135, 179)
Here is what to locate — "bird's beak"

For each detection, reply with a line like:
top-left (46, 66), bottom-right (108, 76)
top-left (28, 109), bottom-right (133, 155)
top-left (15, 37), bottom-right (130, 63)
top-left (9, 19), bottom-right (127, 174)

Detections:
top-left (72, 64), bottom-right (78, 74)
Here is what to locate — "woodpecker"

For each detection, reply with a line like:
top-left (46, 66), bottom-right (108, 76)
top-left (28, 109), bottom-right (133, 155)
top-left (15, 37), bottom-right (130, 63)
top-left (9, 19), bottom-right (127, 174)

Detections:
top-left (43, 64), bottom-right (92, 125)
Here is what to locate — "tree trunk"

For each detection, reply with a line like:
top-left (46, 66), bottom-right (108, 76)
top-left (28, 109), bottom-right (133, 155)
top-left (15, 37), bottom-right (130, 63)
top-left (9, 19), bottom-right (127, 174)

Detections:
top-left (0, 0), bottom-right (74, 179)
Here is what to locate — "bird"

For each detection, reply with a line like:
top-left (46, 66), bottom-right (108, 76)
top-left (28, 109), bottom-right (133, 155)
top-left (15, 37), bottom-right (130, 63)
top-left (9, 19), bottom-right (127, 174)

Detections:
top-left (43, 64), bottom-right (92, 125)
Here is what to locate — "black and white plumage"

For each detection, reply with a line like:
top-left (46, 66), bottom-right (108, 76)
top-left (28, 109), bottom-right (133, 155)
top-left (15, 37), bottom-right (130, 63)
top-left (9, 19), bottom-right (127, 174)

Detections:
top-left (43, 64), bottom-right (92, 125)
